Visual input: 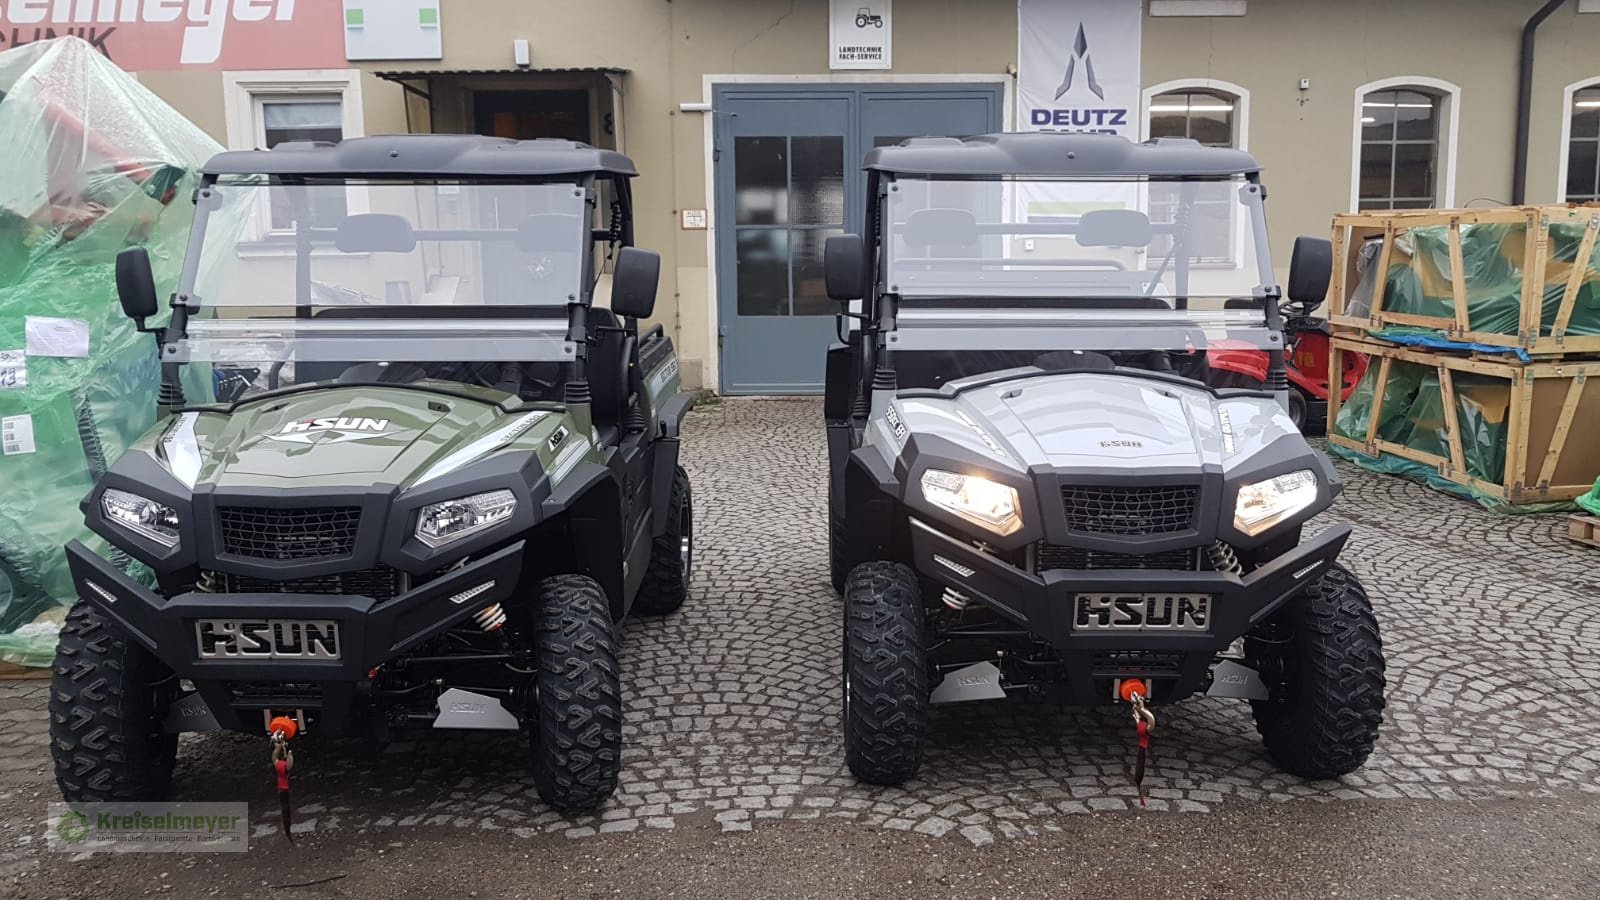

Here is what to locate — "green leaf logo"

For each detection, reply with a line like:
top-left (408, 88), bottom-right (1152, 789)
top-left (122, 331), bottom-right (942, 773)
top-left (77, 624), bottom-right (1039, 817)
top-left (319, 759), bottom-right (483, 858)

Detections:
top-left (56, 810), bottom-right (90, 844)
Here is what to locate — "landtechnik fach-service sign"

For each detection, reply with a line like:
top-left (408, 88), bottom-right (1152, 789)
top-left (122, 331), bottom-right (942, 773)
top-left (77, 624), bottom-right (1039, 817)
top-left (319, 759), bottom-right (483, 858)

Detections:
top-left (0, 0), bottom-right (346, 69)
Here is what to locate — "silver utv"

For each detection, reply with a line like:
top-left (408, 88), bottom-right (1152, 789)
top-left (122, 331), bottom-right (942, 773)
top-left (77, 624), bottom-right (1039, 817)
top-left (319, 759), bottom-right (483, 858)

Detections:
top-left (822, 133), bottom-right (1384, 786)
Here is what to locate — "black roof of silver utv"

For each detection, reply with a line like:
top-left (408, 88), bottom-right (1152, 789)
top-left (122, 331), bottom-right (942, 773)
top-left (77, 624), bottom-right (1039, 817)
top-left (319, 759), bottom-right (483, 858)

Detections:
top-left (863, 133), bottom-right (1261, 179)
top-left (203, 134), bottom-right (638, 179)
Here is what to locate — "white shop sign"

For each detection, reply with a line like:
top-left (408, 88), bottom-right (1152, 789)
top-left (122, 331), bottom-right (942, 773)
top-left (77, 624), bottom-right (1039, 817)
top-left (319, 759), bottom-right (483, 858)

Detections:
top-left (829, 0), bottom-right (891, 70)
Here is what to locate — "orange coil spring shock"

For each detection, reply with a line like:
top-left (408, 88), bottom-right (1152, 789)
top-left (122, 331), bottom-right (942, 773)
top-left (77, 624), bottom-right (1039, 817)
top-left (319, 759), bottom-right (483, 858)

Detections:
top-left (472, 604), bottom-right (507, 632)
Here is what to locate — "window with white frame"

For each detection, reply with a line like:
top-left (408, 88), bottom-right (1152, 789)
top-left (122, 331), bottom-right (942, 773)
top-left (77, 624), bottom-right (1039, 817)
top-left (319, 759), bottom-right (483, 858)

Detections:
top-left (1565, 85), bottom-right (1600, 203)
top-left (1148, 88), bottom-right (1237, 147)
top-left (223, 71), bottom-right (365, 240)
top-left (1358, 88), bottom-right (1441, 210)
top-left (1148, 88), bottom-right (1240, 265)
top-left (260, 98), bottom-right (348, 229)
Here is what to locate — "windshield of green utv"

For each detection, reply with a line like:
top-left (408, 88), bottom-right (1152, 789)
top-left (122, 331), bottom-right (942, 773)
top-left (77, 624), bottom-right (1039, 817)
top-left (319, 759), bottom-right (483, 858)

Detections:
top-left (883, 175), bottom-right (1278, 355)
top-left (171, 178), bottom-right (592, 402)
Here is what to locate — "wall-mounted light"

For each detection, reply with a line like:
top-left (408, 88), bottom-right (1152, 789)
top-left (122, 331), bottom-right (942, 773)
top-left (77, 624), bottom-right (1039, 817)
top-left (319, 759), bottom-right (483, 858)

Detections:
top-left (513, 39), bottom-right (531, 68)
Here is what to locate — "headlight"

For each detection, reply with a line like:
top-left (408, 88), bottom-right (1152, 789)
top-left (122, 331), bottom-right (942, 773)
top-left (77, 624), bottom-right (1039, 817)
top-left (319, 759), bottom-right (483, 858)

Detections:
top-left (1233, 470), bottom-right (1319, 536)
top-left (920, 469), bottom-right (1022, 536)
top-left (416, 490), bottom-right (517, 547)
top-left (101, 488), bottom-right (180, 547)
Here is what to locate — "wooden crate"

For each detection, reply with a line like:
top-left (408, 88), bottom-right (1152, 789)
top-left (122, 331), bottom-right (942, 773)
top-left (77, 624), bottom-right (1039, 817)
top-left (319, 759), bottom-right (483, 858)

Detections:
top-left (1570, 515), bottom-right (1600, 549)
top-left (1327, 336), bottom-right (1600, 504)
top-left (0, 661), bottom-right (49, 680)
top-left (1326, 205), bottom-right (1600, 356)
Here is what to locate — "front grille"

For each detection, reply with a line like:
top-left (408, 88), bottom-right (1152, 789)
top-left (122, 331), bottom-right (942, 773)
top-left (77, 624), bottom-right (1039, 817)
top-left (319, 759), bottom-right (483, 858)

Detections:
top-left (1061, 485), bottom-right (1198, 536)
top-left (219, 567), bottom-right (402, 602)
top-left (218, 506), bottom-right (361, 560)
top-left (1037, 544), bottom-right (1202, 572)
top-left (1091, 651), bottom-right (1186, 676)
top-left (229, 683), bottom-right (323, 708)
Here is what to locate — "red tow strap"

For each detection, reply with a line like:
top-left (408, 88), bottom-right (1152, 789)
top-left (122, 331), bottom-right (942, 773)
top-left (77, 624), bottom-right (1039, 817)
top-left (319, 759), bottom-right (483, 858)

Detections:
top-left (1134, 719), bottom-right (1150, 807)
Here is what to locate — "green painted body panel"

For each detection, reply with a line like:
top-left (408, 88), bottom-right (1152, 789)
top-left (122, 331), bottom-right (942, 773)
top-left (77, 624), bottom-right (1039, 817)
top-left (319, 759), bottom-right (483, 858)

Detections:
top-left (638, 345), bottom-right (682, 434)
top-left (140, 385), bottom-right (598, 492)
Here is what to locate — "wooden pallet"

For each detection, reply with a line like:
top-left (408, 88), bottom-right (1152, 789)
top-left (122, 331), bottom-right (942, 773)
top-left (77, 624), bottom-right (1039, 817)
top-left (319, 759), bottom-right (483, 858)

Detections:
top-left (1327, 205), bottom-right (1600, 356)
top-left (1327, 335), bottom-right (1600, 505)
top-left (1570, 515), bottom-right (1600, 549)
top-left (0, 661), bottom-right (49, 681)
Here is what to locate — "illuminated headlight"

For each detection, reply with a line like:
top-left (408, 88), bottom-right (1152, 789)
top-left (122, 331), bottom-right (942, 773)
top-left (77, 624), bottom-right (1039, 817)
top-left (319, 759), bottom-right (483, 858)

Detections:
top-left (1234, 470), bottom-right (1319, 536)
top-left (920, 469), bottom-right (1023, 536)
top-left (101, 488), bottom-right (180, 547)
top-left (416, 490), bottom-right (517, 547)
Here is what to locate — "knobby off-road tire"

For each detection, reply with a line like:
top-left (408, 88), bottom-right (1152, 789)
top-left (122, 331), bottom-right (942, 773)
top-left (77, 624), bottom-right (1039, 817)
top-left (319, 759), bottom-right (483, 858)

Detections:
top-left (843, 562), bottom-right (928, 785)
top-left (634, 465), bottom-right (692, 616)
top-left (531, 575), bottom-right (623, 813)
top-left (1247, 563), bottom-right (1385, 779)
top-left (49, 601), bottom-right (178, 804)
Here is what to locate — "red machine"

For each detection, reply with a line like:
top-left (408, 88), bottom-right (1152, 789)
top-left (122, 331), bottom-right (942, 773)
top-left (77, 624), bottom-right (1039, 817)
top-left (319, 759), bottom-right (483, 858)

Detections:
top-left (1282, 312), bottom-right (1368, 433)
top-left (1203, 311), bottom-right (1368, 434)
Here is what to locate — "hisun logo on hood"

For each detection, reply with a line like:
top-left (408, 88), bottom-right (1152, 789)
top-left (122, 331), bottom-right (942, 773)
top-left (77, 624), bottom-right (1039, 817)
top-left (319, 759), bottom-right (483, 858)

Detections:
top-left (267, 416), bottom-right (394, 446)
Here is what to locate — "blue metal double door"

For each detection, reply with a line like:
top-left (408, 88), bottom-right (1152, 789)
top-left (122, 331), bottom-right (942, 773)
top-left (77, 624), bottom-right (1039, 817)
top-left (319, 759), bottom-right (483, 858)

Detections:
top-left (714, 84), bottom-right (1003, 395)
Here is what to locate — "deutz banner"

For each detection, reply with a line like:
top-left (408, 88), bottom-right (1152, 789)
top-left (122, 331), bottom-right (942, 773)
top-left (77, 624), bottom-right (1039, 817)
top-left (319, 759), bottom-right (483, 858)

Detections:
top-left (1018, 0), bottom-right (1142, 137)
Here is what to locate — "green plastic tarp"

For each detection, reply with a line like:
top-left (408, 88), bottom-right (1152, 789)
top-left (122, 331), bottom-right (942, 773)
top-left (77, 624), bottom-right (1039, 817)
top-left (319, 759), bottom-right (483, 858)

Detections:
top-left (1331, 356), bottom-right (1576, 513)
top-left (1578, 479), bottom-right (1600, 516)
top-left (1378, 219), bottom-right (1600, 339)
top-left (0, 37), bottom-right (219, 666)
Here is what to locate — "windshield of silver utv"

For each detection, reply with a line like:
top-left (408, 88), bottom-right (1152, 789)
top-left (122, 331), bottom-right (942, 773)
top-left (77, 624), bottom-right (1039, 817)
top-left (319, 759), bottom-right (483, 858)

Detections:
top-left (883, 176), bottom-right (1277, 352)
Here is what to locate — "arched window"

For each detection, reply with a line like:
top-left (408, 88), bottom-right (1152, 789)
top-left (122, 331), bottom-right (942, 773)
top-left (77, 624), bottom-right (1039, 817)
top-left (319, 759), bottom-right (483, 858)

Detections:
top-left (1563, 83), bottom-right (1600, 203)
top-left (1355, 84), bottom-right (1452, 211)
top-left (1144, 82), bottom-right (1247, 266)
top-left (1148, 88), bottom-right (1239, 147)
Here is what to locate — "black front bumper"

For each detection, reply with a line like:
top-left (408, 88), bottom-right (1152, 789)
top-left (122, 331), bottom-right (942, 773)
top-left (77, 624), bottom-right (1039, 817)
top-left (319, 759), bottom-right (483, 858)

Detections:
top-left (909, 519), bottom-right (1352, 702)
top-left (65, 538), bottom-right (524, 688)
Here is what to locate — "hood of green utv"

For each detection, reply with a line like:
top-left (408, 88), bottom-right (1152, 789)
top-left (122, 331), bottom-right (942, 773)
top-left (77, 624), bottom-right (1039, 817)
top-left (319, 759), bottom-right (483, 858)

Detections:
top-left (173, 385), bottom-right (564, 490)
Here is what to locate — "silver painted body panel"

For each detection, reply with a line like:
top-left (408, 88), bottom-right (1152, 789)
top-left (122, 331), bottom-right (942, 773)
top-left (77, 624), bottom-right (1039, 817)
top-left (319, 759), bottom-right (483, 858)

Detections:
top-left (885, 370), bottom-right (1299, 474)
top-left (930, 661), bottom-right (1009, 704)
top-left (433, 688), bottom-right (521, 730)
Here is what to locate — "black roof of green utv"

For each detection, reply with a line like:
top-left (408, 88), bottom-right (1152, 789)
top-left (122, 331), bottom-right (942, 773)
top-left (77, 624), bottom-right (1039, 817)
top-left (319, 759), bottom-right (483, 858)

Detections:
top-left (203, 134), bottom-right (638, 178)
top-left (864, 133), bottom-right (1261, 178)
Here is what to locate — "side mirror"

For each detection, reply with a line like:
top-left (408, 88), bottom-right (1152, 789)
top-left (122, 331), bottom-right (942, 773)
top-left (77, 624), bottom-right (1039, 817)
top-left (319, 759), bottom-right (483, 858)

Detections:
top-left (611, 246), bottom-right (660, 319)
top-left (1287, 236), bottom-right (1333, 308)
top-left (115, 247), bottom-right (159, 323)
top-left (824, 233), bottom-right (865, 301)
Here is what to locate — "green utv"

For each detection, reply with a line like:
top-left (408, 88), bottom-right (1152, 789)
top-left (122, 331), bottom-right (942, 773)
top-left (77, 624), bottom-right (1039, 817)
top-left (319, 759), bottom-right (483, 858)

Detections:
top-left (51, 136), bottom-right (694, 813)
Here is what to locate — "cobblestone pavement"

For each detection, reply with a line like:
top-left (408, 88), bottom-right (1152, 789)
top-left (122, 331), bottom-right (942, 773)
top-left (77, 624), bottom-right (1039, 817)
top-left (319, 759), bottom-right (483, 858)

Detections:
top-left (2, 397), bottom-right (1598, 867)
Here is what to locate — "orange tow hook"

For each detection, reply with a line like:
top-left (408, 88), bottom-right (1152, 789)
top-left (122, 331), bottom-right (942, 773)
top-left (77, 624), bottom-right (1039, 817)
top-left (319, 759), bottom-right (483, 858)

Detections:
top-left (269, 716), bottom-right (298, 844)
top-left (1118, 679), bottom-right (1148, 704)
top-left (1117, 680), bottom-right (1156, 807)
